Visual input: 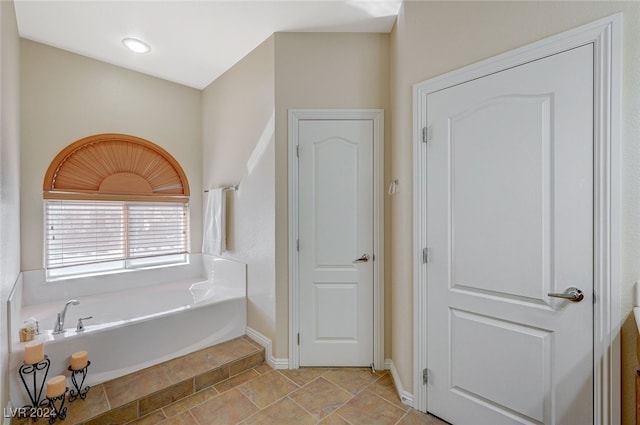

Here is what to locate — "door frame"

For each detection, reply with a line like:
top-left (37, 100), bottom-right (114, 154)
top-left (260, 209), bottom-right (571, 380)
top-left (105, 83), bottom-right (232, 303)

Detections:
top-left (288, 109), bottom-right (385, 370)
top-left (413, 14), bottom-right (621, 423)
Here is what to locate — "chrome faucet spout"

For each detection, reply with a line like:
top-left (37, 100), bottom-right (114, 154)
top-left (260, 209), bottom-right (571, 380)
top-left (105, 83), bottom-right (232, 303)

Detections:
top-left (53, 299), bottom-right (80, 334)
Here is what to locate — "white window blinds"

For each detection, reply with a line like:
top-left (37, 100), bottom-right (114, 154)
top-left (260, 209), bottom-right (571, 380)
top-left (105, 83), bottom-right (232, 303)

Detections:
top-left (45, 200), bottom-right (189, 278)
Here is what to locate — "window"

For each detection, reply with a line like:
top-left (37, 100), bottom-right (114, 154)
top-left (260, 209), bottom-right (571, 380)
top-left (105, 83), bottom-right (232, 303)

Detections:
top-left (45, 200), bottom-right (189, 279)
top-left (43, 134), bottom-right (190, 280)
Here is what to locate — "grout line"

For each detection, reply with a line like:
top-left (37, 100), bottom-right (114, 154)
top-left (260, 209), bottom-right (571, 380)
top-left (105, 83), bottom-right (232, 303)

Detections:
top-left (285, 394), bottom-right (320, 422)
top-left (186, 410), bottom-right (200, 425)
top-left (273, 369), bottom-right (305, 389)
top-left (394, 410), bottom-right (410, 425)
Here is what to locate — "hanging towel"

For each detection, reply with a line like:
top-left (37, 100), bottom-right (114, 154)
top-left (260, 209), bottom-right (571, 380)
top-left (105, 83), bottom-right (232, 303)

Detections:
top-left (202, 188), bottom-right (226, 255)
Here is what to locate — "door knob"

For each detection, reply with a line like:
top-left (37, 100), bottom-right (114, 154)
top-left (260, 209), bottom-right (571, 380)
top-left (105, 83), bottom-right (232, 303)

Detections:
top-left (547, 286), bottom-right (584, 302)
top-left (352, 254), bottom-right (370, 263)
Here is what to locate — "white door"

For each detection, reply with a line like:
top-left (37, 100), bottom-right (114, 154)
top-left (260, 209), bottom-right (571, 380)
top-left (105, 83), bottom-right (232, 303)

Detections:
top-left (298, 119), bottom-right (374, 366)
top-left (426, 44), bottom-right (593, 424)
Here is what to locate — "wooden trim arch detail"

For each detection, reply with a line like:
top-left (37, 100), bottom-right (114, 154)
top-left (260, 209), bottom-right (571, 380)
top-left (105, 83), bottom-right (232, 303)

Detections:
top-left (44, 133), bottom-right (190, 201)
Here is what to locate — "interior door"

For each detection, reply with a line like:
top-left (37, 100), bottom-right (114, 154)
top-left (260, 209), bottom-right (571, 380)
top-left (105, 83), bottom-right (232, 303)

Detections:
top-left (298, 119), bottom-right (374, 366)
top-left (426, 44), bottom-right (593, 424)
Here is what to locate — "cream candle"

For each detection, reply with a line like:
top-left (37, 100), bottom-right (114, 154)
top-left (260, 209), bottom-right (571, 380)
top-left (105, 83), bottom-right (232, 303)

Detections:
top-left (46, 375), bottom-right (66, 398)
top-left (70, 351), bottom-right (88, 370)
top-left (24, 341), bottom-right (44, 365)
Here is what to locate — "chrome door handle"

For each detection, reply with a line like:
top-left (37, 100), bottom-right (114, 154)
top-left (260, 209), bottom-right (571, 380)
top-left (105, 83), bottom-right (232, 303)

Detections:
top-left (547, 287), bottom-right (584, 302)
top-left (353, 254), bottom-right (370, 263)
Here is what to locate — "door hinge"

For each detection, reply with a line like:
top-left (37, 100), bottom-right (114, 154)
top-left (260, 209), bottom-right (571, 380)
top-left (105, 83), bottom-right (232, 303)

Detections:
top-left (593, 290), bottom-right (596, 304)
top-left (422, 126), bottom-right (432, 143)
top-left (422, 368), bottom-right (429, 384)
top-left (297, 333), bottom-right (300, 345)
top-left (297, 239), bottom-right (299, 252)
top-left (422, 248), bottom-right (431, 264)
top-left (296, 145), bottom-right (299, 157)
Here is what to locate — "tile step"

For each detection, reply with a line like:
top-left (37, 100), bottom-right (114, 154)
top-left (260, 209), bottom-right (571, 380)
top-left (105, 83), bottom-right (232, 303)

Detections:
top-left (12, 336), bottom-right (265, 425)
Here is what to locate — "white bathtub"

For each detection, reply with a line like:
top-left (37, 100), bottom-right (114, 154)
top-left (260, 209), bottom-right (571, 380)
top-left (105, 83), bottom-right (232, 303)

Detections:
top-left (8, 254), bottom-right (246, 408)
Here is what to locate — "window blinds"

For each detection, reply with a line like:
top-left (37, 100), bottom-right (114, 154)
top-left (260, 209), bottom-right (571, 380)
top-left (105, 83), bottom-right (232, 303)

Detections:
top-left (45, 200), bottom-right (189, 276)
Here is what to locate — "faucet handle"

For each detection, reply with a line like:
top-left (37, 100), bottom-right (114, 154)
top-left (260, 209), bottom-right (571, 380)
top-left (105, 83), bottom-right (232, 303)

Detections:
top-left (76, 316), bottom-right (93, 332)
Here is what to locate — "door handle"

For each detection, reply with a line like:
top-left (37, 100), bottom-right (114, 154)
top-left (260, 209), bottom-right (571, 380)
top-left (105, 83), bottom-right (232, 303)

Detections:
top-left (352, 254), bottom-right (370, 263)
top-left (547, 286), bottom-right (584, 302)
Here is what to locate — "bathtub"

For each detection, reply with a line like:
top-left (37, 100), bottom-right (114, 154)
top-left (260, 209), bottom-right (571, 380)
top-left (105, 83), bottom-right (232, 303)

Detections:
top-left (8, 254), bottom-right (246, 408)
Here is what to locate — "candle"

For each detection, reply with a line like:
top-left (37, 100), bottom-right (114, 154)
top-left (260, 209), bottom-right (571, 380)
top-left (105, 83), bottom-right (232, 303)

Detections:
top-left (24, 341), bottom-right (44, 365)
top-left (71, 351), bottom-right (88, 370)
top-left (46, 375), bottom-right (66, 398)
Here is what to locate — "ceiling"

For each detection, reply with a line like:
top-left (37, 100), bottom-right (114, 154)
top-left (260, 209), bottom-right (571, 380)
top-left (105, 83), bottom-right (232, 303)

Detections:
top-left (14, 0), bottom-right (401, 90)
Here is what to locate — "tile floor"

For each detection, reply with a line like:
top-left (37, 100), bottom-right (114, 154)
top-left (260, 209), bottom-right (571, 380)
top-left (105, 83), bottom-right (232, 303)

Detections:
top-left (124, 365), bottom-right (448, 425)
top-left (11, 335), bottom-right (448, 425)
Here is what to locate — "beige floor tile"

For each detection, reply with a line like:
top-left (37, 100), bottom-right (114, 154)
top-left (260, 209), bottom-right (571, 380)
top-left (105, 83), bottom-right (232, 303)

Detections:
top-left (253, 364), bottom-right (273, 375)
top-left (189, 388), bottom-right (258, 425)
top-left (238, 371), bottom-right (298, 409)
top-left (162, 387), bottom-right (218, 418)
top-left (214, 369), bottom-right (260, 393)
top-left (194, 366), bottom-right (229, 391)
top-left (140, 380), bottom-right (194, 416)
top-left (202, 338), bottom-right (260, 364)
top-left (366, 373), bottom-right (408, 410)
top-left (318, 413), bottom-right (352, 425)
top-left (126, 411), bottom-right (196, 425)
top-left (157, 411), bottom-right (199, 425)
top-left (83, 401), bottom-right (138, 425)
top-left (337, 391), bottom-right (406, 425)
top-left (104, 366), bottom-right (174, 408)
top-left (323, 368), bottom-right (380, 394)
top-left (163, 350), bottom-right (222, 383)
top-left (230, 352), bottom-right (265, 376)
top-left (397, 410), bottom-right (450, 425)
top-left (61, 384), bottom-right (110, 424)
top-left (289, 377), bottom-right (352, 421)
top-left (278, 368), bottom-right (328, 387)
top-left (244, 397), bottom-right (315, 425)
top-left (126, 410), bottom-right (167, 425)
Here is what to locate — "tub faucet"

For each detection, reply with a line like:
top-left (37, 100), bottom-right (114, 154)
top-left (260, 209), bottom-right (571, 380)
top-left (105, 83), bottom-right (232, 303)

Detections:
top-left (53, 300), bottom-right (79, 334)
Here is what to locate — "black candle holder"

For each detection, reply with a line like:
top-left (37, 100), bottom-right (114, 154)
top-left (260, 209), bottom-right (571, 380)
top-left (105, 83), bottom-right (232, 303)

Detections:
top-left (43, 388), bottom-right (68, 424)
top-left (18, 355), bottom-right (50, 416)
top-left (67, 361), bottom-right (91, 402)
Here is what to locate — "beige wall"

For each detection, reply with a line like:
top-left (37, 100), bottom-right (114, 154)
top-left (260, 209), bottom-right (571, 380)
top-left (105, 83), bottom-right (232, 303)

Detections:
top-left (391, 2), bottom-right (640, 423)
top-left (202, 36), bottom-right (277, 345)
top-left (20, 40), bottom-right (203, 271)
top-left (201, 32), bottom-right (391, 360)
top-left (274, 32), bottom-right (391, 358)
top-left (0, 0), bottom-right (21, 410)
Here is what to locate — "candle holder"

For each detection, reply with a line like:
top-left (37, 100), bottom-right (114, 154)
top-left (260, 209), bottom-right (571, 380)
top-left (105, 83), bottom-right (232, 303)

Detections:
top-left (43, 388), bottom-right (68, 424)
top-left (18, 355), bottom-right (50, 414)
top-left (67, 361), bottom-right (91, 402)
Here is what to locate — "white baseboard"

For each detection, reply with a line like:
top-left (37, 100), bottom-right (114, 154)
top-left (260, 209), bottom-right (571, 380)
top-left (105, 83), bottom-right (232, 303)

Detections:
top-left (388, 359), bottom-right (414, 408)
top-left (245, 327), bottom-right (289, 369)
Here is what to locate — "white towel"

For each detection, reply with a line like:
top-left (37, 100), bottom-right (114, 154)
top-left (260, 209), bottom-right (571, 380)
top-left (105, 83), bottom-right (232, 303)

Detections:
top-left (202, 188), bottom-right (226, 255)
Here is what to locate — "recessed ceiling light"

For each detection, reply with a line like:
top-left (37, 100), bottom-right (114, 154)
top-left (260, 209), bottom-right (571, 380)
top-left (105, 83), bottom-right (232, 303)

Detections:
top-left (122, 38), bottom-right (151, 54)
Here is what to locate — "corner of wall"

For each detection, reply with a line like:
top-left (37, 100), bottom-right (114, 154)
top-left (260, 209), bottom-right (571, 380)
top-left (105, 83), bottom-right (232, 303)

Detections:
top-left (246, 326), bottom-right (288, 369)
top-left (0, 0), bottom-right (21, 413)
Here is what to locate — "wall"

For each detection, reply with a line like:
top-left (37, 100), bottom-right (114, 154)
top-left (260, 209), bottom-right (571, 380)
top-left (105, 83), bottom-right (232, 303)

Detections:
top-left (201, 32), bottom-right (391, 361)
top-left (390, 1), bottom-right (640, 422)
top-left (201, 37), bottom-right (277, 347)
top-left (0, 0), bottom-right (21, 411)
top-left (20, 40), bottom-right (203, 271)
top-left (273, 32), bottom-right (391, 359)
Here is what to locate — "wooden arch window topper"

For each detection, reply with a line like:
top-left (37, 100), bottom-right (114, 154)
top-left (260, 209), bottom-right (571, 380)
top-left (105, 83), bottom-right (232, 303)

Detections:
top-left (44, 134), bottom-right (190, 201)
